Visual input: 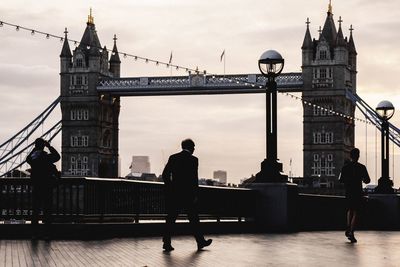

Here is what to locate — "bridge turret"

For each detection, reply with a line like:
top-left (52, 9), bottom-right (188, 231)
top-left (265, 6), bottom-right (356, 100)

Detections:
top-left (320, 3), bottom-right (337, 52)
top-left (60, 28), bottom-right (72, 73)
top-left (333, 17), bottom-right (347, 65)
top-left (348, 25), bottom-right (357, 91)
top-left (301, 18), bottom-right (314, 66)
top-left (109, 34), bottom-right (121, 78)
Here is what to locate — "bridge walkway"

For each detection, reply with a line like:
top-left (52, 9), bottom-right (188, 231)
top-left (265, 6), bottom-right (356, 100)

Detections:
top-left (1, 231), bottom-right (399, 266)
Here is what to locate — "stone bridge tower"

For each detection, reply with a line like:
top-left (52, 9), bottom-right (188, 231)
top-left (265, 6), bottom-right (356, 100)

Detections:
top-left (301, 3), bottom-right (357, 188)
top-left (59, 11), bottom-right (121, 177)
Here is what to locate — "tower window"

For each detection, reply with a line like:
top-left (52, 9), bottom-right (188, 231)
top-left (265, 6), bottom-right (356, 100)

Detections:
top-left (327, 133), bottom-right (334, 143)
top-left (311, 154), bottom-right (335, 176)
top-left (320, 68), bottom-right (327, 79)
top-left (70, 155), bottom-right (88, 176)
top-left (313, 131), bottom-right (334, 144)
top-left (76, 76), bottom-right (83, 85)
top-left (102, 131), bottom-right (111, 148)
top-left (76, 58), bottom-right (83, 68)
top-left (313, 106), bottom-right (319, 116)
top-left (70, 135), bottom-right (89, 147)
top-left (320, 50), bottom-right (327, 60)
top-left (71, 136), bottom-right (78, 147)
top-left (71, 109), bottom-right (89, 120)
top-left (82, 136), bottom-right (89, 147)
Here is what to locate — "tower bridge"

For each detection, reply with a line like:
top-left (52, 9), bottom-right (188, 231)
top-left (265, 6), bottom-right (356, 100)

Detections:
top-left (1, 5), bottom-right (400, 186)
top-left (58, 5), bottom-right (360, 183)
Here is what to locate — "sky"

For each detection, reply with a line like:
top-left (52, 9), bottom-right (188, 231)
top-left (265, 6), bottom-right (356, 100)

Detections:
top-left (0, 0), bottom-right (400, 185)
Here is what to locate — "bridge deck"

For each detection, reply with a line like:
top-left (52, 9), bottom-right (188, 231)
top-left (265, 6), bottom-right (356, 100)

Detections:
top-left (2, 231), bottom-right (398, 266)
top-left (96, 72), bottom-right (303, 96)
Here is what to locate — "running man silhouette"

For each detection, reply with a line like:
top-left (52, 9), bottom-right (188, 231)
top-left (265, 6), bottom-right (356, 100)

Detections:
top-left (339, 148), bottom-right (370, 243)
top-left (162, 139), bottom-right (212, 251)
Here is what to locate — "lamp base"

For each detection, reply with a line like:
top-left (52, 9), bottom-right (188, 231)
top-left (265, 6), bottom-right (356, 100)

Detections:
top-left (375, 177), bottom-right (394, 194)
top-left (253, 158), bottom-right (288, 183)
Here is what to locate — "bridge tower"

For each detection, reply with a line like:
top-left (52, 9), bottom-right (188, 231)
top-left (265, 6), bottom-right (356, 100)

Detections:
top-left (301, 3), bottom-right (357, 188)
top-left (59, 11), bottom-right (121, 177)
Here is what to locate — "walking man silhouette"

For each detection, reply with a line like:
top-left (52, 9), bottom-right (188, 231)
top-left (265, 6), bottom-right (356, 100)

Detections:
top-left (339, 148), bottom-right (370, 243)
top-left (162, 139), bottom-right (212, 251)
top-left (27, 138), bottom-right (60, 239)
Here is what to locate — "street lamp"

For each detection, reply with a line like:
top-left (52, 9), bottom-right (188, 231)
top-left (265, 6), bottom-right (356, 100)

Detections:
top-left (254, 50), bottom-right (288, 183)
top-left (375, 100), bottom-right (395, 193)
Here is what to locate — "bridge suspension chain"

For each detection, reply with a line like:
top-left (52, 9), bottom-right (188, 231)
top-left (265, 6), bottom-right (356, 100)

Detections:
top-left (347, 90), bottom-right (400, 148)
top-left (0, 97), bottom-right (60, 177)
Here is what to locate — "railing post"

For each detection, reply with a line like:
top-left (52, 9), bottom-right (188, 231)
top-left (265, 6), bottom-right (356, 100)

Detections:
top-left (99, 181), bottom-right (105, 222)
top-left (134, 183), bottom-right (140, 223)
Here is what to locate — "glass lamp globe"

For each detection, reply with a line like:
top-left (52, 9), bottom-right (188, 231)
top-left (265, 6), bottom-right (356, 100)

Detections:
top-left (376, 100), bottom-right (395, 120)
top-left (258, 50), bottom-right (284, 77)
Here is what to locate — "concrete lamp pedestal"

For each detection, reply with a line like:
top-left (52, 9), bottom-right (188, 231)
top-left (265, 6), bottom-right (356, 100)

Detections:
top-left (247, 182), bottom-right (298, 232)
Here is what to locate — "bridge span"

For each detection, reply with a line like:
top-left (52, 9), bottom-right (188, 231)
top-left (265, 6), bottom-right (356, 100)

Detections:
top-left (97, 72), bottom-right (303, 96)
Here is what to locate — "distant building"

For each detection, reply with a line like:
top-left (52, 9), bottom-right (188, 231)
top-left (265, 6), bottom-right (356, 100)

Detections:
top-left (198, 178), bottom-right (225, 187)
top-left (125, 172), bottom-right (160, 182)
top-left (130, 156), bottom-right (150, 173)
top-left (213, 170), bottom-right (227, 184)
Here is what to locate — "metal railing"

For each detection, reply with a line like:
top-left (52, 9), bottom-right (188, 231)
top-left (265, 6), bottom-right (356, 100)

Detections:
top-left (0, 177), bottom-right (257, 223)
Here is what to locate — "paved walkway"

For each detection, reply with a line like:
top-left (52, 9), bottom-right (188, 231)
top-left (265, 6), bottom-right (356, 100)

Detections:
top-left (1, 231), bottom-right (400, 266)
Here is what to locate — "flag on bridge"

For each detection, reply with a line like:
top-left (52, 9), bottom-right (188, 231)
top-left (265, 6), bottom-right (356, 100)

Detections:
top-left (220, 49), bottom-right (225, 62)
top-left (169, 51), bottom-right (173, 64)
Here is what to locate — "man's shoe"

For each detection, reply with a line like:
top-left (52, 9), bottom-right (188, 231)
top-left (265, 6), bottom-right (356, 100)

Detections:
top-left (163, 244), bottom-right (175, 252)
top-left (197, 239), bottom-right (212, 250)
top-left (348, 232), bottom-right (357, 243)
top-left (345, 230), bottom-right (351, 238)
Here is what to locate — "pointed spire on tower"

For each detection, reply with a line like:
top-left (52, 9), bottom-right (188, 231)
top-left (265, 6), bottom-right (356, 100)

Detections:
top-left (348, 25), bottom-right (357, 54)
top-left (321, 0), bottom-right (337, 47)
top-left (110, 34), bottom-right (121, 63)
top-left (79, 10), bottom-right (101, 55)
top-left (328, 0), bottom-right (333, 14)
top-left (336, 16), bottom-right (346, 47)
top-left (302, 18), bottom-right (313, 49)
top-left (60, 27), bottom-right (72, 58)
top-left (87, 8), bottom-right (94, 25)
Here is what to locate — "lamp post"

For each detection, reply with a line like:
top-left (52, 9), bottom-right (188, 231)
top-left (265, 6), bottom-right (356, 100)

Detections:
top-left (375, 100), bottom-right (395, 193)
top-left (254, 50), bottom-right (288, 183)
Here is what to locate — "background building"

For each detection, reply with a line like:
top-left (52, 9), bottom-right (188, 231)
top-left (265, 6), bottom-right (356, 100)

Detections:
top-left (130, 156), bottom-right (151, 174)
top-left (213, 170), bottom-right (227, 184)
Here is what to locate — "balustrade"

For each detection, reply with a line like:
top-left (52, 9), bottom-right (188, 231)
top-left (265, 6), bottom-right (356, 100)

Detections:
top-left (0, 177), bottom-right (256, 224)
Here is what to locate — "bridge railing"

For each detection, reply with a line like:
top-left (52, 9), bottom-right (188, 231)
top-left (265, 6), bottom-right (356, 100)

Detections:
top-left (0, 177), bottom-right (257, 223)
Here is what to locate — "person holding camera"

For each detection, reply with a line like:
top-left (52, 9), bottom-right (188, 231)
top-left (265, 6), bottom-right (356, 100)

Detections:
top-left (27, 138), bottom-right (60, 239)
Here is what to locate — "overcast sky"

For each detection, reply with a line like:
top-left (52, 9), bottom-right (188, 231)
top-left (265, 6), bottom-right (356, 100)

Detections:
top-left (0, 0), bottom-right (400, 185)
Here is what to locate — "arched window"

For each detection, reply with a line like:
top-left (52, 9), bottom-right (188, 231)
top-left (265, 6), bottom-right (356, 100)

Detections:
top-left (75, 54), bottom-right (85, 68)
top-left (102, 130), bottom-right (111, 148)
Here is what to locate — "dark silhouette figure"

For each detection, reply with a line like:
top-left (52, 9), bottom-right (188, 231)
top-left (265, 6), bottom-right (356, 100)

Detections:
top-left (339, 148), bottom-right (370, 243)
top-left (162, 139), bottom-right (212, 251)
top-left (26, 138), bottom-right (60, 239)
